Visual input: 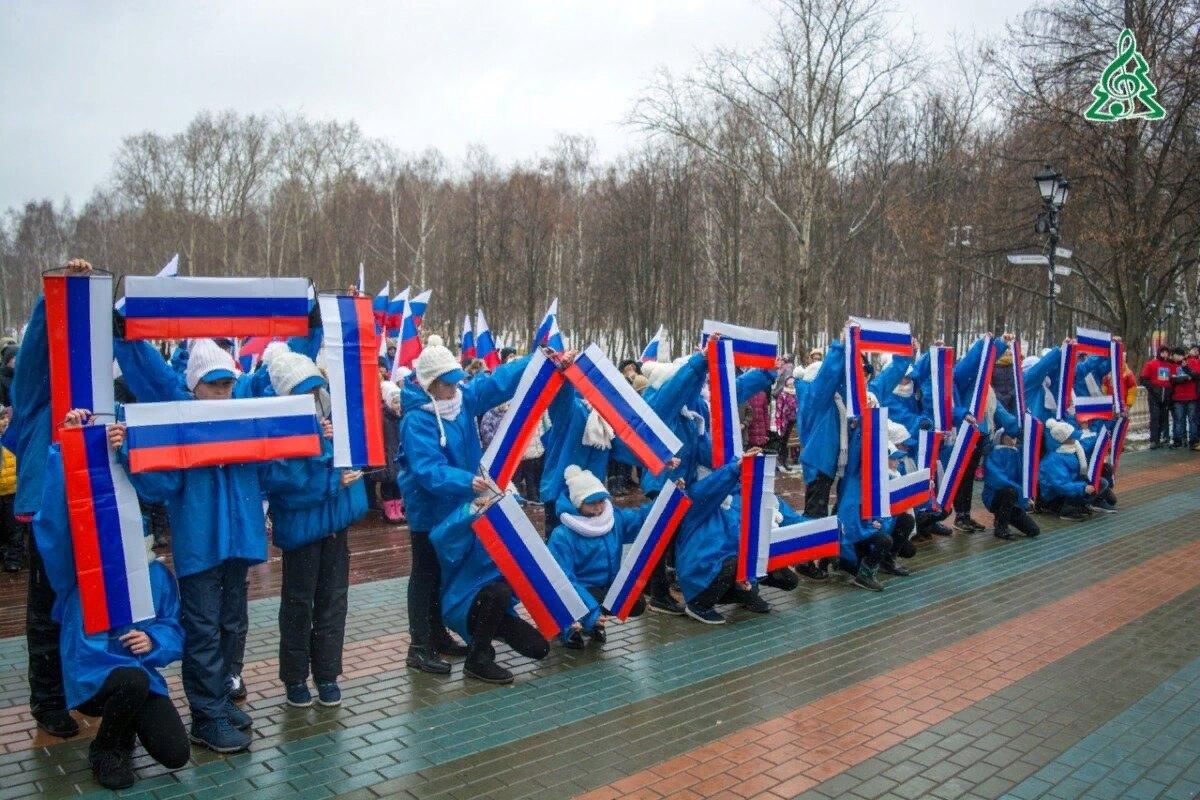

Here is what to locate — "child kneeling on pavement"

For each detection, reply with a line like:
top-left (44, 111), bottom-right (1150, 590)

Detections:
top-left (982, 422), bottom-right (1041, 540)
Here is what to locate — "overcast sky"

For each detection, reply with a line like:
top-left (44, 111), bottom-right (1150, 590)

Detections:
top-left (0, 0), bottom-right (1030, 212)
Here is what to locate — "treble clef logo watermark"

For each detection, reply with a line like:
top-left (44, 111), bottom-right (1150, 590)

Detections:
top-left (1085, 28), bottom-right (1165, 122)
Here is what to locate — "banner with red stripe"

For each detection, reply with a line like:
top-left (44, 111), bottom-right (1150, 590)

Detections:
top-left (1011, 340), bottom-right (1027, 421)
top-left (707, 337), bottom-right (743, 467)
top-left (1087, 426), bottom-right (1111, 492)
top-left (929, 346), bottom-right (956, 432)
top-left (1021, 413), bottom-right (1044, 502)
top-left (966, 335), bottom-right (998, 421)
top-left (737, 454), bottom-right (776, 582)
top-left (860, 406), bottom-right (890, 519)
top-left (888, 468), bottom-right (931, 514)
top-left (480, 350), bottom-right (565, 490)
top-left (319, 294), bottom-right (386, 468)
top-left (122, 276), bottom-right (310, 339)
top-left (936, 421), bottom-right (981, 509)
top-left (700, 320), bottom-right (778, 369)
top-left (44, 274), bottom-right (115, 441)
top-left (844, 326), bottom-right (869, 419)
top-left (1109, 416), bottom-right (1129, 481)
top-left (767, 515), bottom-right (839, 571)
top-left (1055, 342), bottom-right (1078, 420)
top-left (602, 483), bottom-right (691, 620)
top-left (849, 317), bottom-right (913, 356)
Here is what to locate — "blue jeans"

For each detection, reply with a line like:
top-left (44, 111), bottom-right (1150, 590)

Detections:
top-left (178, 560), bottom-right (250, 722)
top-left (1171, 401), bottom-right (1198, 445)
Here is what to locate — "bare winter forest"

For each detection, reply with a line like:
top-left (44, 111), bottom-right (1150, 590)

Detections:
top-left (2, 0), bottom-right (1198, 359)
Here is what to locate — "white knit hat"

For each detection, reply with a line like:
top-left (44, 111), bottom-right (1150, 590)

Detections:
top-left (1047, 419), bottom-right (1075, 444)
top-left (380, 380), bottom-right (400, 405)
top-left (564, 465), bottom-right (609, 508)
top-left (414, 335), bottom-right (465, 389)
top-left (268, 351), bottom-right (325, 396)
top-left (261, 341), bottom-right (290, 366)
top-left (886, 420), bottom-right (910, 447)
top-left (185, 339), bottom-right (236, 391)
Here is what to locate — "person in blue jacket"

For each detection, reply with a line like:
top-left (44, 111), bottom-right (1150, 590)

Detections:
top-left (981, 421), bottom-right (1041, 540)
top-left (949, 334), bottom-right (1012, 533)
top-left (33, 411), bottom-right (189, 790)
top-left (1038, 419), bottom-right (1103, 519)
top-left (397, 335), bottom-right (531, 675)
top-left (428, 496), bottom-right (550, 685)
top-left (546, 465), bottom-right (654, 647)
top-left (111, 337), bottom-right (331, 754)
top-left (263, 350), bottom-right (367, 709)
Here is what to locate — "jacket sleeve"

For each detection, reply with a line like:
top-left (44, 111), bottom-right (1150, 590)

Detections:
top-left (993, 403), bottom-right (1019, 435)
top-left (260, 453), bottom-right (340, 505)
top-left (1024, 347), bottom-right (1061, 398)
top-left (113, 339), bottom-right (190, 402)
top-left (614, 502), bottom-right (654, 544)
top-left (802, 340), bottom-right (846, 429)
top-left (685, 461), bottom-right (741, 522)
top-left (7, 298), bottom-right (50, 438)
top-left (735, 369), bottom-right (776, 404)
top-left (31, 445), bottom-right (77, 605)
top-left (464, 355), bottom-right (533, 416)
top-left (868, 355), bottom-right (913, 399)
top-left (141, 564), bottom-right (185, 669)
top-left (428, 502), bottom-right (479, 573)
top-left (403, 413), bottom-right (476, 501)
top-left (953, 337), bottom-right (986, 400)
top-left (648, 352), bottom-right (707, 419)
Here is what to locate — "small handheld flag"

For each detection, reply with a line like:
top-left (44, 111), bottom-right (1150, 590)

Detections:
top-left (461, 314), bottom-right (475, 362)
top-left (849, 317), bottom-right (913, 356)
top-left (966, 335), bottom-right (998, 421)
top-left (1109, 415), bottom-right (1129, 480)
top-left (472, 494), bottom-right (589, 639)
top-left (936, 421), bottom-right (982, 509)
top-left (767, 515), bottom-right (839, 571)
top-left (356, 262), bottom-right (366, 294)
top-left (1011, 340), bottom-right (1027, 420)
top-left (124, 395), bottom-right (321, 473)
top-left (1075, 327), bottom-right (1112, 357)
top-left (1055, 342), bottom-right (1078, 420)
top-left (44, 274), bottom-right (116, 441)
top-left (319, 295), bottom-right (386, 468)
top-left (641, 325), bottom-right (666, 363)
top-left (372, 283), bottom-right (391, 330)
top-left (60, 425), bottom-right (155, 635)
top-left (929, 346), bottom-right (956, 432)
top-left (1110, 340), bottom-right (1127, 415)
top-left (563, 345), bottom-right (682, 475)
top-left (888, 468), bottom-right (931, 514)
top-left (408, 288), bottom-right (431, 330)
top-left (860, 406), bottom-right (890, 519)
top-left (700, 320), bottom-right (778, 369)
top-left (386, 288), bottom-right (409, 336)
top-left (398, 289), bottom-right (431, 368)
top-left (1087, 426), bottom-right (1112, 491)
top-left (844, 326), bottom-right (869, 419)
top-left (479, 350), bottom-right (565, 489)
top-left (1021, 413), bottom-right (1044, 502)
top-left (602, 483), bottom-right (691, 620)
top-left (707, 337), bottom-right (743, 467)
top-left (737, 453), bottom-right (777, 583)
top-left (1074, 394), bottom-right (1115, 423)
top-left (235, 336), bottom-right (282, 373)
top-left (475, 309), bottom-right (499, 370)
top-left (533, 299), bottom-right (562, 351)
top-left (122, 276), bottom-right (311, 340)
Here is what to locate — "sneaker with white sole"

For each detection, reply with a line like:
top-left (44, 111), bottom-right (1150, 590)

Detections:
top-left (684, 603), bottom-right (726, 625)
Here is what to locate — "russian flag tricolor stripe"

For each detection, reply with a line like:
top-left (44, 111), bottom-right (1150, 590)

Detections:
top-left (641, 325), bottom-right (666, 362)
top-left (124, 395), bottom-right (321, 473)
top-left (480, 351), bottom-right (565, 490)
top-left (930, 346), bottom-right (956, 432)
top-left (767, 515), bottom-right (839, 572)
top-left (860, 407), bottom-right (890, 519)
top-left (1021, 413), bottom-right (1044, 502)
top-left (44, 275), bottom-right (115, 441)
top-left (320, 295), bottom-right (386, 468)
top-left (700, 320), bottom-right (778, 369)
top-left (1087, 426), bottom-right (1111, 491)
top-left (844, 326), bottom-right (869, 419)
top-left (1011, 340), bottom-right (1027, 420)
top-left (936, 421), bottom-right (981, 509)
top-left (460, 314), bottom-right (475, 362)
top-left (1110, 341), bottom-right (1126, 414)
top-left (888, 468), bottom-right (931, 514)
top-left (967, 335), bottom-right (998, 420)
top-left (61, 425), bottom-right (154, 635)
top-left (1055, 342), bottom-right (1078, 420)
top-left (1109, 416), bottom-right (1129, 479)
top-left (849, 317), bottom-right (913, 356)
top-left (122, 276), bottom-right (310, 339)
top-left (602, 483), bottom-right (691, 620)
top-left (472, 494), bottom-right (589, 639)
top-left (1076, 327), bottom-right (1112, 357)
top-left (707, 337), bottom-right (743, 467)
top-left (737, 454), bottom-right (776, 582)
top-left (563, 345), bottom-right (682, 476)
top-left (475, 309), bottom-right (499, 370)
top-left (1074, 394), bottom-right (1115, 423)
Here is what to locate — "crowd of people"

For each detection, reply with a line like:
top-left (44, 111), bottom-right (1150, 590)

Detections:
top-left (0, 259), bottom-right (1186, 792)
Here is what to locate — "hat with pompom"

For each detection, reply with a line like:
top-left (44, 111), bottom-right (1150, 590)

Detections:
top-left (414, 335), bottom-right (466, 389)
top-left (268, 351), bottom-right (326, 396)
top-left (185, 339), bottom-right (236, 391)
top-left (564, 465), bottom-right (609, 508)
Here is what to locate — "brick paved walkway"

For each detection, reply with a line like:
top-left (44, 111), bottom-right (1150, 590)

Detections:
top-left (0, 449), bottom-right (1197, 799)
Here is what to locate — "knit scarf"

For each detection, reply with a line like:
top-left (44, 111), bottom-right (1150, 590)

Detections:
top-left (558, 501), bottom-right (615, 537)
top-left (582, 409), bottom-right (615, 450)
top-left (834, 392), bottom-right (849, 479)
top-left (681, 407), bottom-right (706, 438)
top-left (421, 389), bottom-right (464, 446)
top-left (1057, 441), bottom-right (1089, 476)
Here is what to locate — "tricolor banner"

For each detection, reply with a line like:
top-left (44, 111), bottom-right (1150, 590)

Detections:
top-left (1086, 426), bottom-right (1112, 492)
top-left (929, 346), bottom-right (956, 432)
top-left (371, 282), bottom-right (391, 330)
top-left (1011, 340), bottom-right (1027, 420)
top-left (461, 314), bottom-right (476, 362)
top-left (707, 337), bottom-right (743, 468)
top-left (534, 299), bottom-right (565, 352)
top-left (1110, 340), bottom-right (1127, 415)
top-left (398, 290), bottom-right (431, 368)
top-left (700, 320), bottom-right (778, 369)
top-left (860, 407), bottom-right (890, 519)
top-left (966, 335), bottom-right (998, 421)
top-left (641, 325), bottom-right (666, 363)
top-left (1074, 394), bottom-right (1115, 423)
top-left (737, 454), bottom-right (777, 583)
top-left (471, 493), bottom-right (589, 639)
top-left (849, 317), bottom-right (913, 356)
top-left (124, 395), bottom-right (321, 473)
top-left (766, 515), bottom-right (840, 572)
top-left (1109, 416), bottom-right (1129, 480)
top-left (479, 350), bottom-right (565, 490)
top-left (916, 429), bottom-right (943, 476)
top-left (1055, 342), bottom-right (1078, 420)
top-left (602, 483), bottom-right (691, 621)
top-left (319, 295), bottom-right (386, 468)
top-left (44, 274), bottom-right (116, 441)
top-left (888, 468), bottom-right (931, 514)
top-left (475, 308), bottom-right (499, 370)
top-left (563, 345), bottom-right (682, 475)
top-left (1075, 327), bottom-right (1112, 357)
top-left (1021, 413), bottom-right (1045, 502)
top-left (60, 425), bottom-right (155, 635)
top-left (386, 289), bottom-right (409, 336)
top-left (122, 276), bottom-right (311, 339)
top-left (844, 326), bottom-right (869, 419)
top-left (936, 421), bottom-right (982, 509)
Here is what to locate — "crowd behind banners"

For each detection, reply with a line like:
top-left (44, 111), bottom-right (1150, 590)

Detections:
top-left (0, 259), bottom-right (1196, 792)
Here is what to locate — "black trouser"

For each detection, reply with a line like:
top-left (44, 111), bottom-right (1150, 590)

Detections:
top-left (608, 460), bottom-right (633, 493)
top-left (890, 514), bottom-right (916, 558)
top-left (380, 479), bottom-right (401, 502)
top-left (915, 508), bottom-right (950, 534)
top-left (279, 529), bottom-right (350, 685)
top-left (1, 495), bottom-right (24, 564)
top-left (691, 557), bottom-right (761, 610)
top-left (542, 501), bottom-right (557, 536)
top-left (585, 585), bottom-right (646, 618)
top-left (1147, 391), bottom-right (1170, 444)
top-left (407, 530), bottom-right (450, 649)
top-left (953, 439), bottom-right (985, 516)
top-left (76, 668), bottom-right (189, 768)
top-left (514, 457), bottom-right (543, 502)
top-left (26, 527), bottom-right (67, 715)
top-left (804, 474), bottom-right (834, 518)
top-left (466, 581), bottom-right (549, 663)
top-left (985, 487), bottom-right (1041, 536)
top-left (841, 531), bottom-right (893, 573)
top-left (777, 421), bottom-right (796, 467)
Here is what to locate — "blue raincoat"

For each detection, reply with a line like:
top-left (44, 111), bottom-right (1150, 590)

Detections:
top-left (799, 340), bottom-right (846, 483)
top-left (539, 383), bottom-right (636, 506)
top-left (428, 502), bottom-right (515, 642)
top-left (673, 461), bottom-right (741, 602)
top-left (982, 443), bottom-right (1023, 510)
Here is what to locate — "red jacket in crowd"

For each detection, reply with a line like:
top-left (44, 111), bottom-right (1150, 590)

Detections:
top-left (1172, 357), bottom-right (1200, 403)
top-left (1141, 357), bottom-right (1175, 391)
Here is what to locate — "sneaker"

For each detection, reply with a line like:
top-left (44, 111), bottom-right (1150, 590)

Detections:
top-left (225, 701), bottom-right (252, 730)
top-left (433, 634), bottom-right (469, 658)
top-left (741, 595), bottom-right (771, 614)
top-left (684, 603), bottom-right (726, 625)
top-left (88, 743), bottom-right (135, 790)
top-left (588, 625), bottom-right (607, 644)
top-left (464, 659), bottom-right (514, 685)
top-left (189, 718), bottom-right (251, 754)
top-left (966, 517), bottom-right (987, 531)
top-left (931, 522), bottom-right (954, 537)
top-left (880, 558), bottom-right (910, 576)
top-left (563, 628), bottom-right (586, 649)
top-left (648, 595), bottom-right (685, 615)
top-left (852, 565), bottom-right (884, 592)
top-left (2, 554), bottom-right (20, 573)
top-left (315, 681), bottom-right (342, 707)
top-left (285, 683), bottom-right (313, 708)
top-left (797, 562), bottom-right (827, 581)
top-left (226, 673), bottom-right (247, 702)
top-left (1090, 499), bottom-right (1118, 514)
top-left (1059, 508), bottom-right (1087, 521)
top-left (406, 646), bottom-right (451, 675)
top-left (993, 526), bottom-right (1015, 540)
top-left (34, 708), bottom-right (80, 738)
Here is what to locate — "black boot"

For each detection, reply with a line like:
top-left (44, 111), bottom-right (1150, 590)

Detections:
top-left (34, 708), bottom-right (80, 738)
top-left (879, 556), bottom-right (910, 576)
top-left (89, 742), bottom-right (135, 790)
top-left (432, 631), bottom-right (469, 658)
top-left (1012, 508), bottom-right (1041, 538)
top-left (405, 645), bottom-right (450, 675)
top-left (797, 561), bottom-right (827, 581)
top-left (464, 642), bottom-right (513, 684)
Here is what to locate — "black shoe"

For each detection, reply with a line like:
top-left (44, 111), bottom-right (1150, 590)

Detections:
top-left (647, 595), bottom-right (685, 615)
top-left (741, 594), bottom-right (771, 613)
top-left (1149, 442), bottom-right (1162, 450)
top-left (911, 530), bottom-right (933, 543)
top-left (433, 634), bottom-right (470, 658)
top-left (1059, 508), bottom-right (1087, 521)
top-left (994, 526), bottom-right (1015, 541)
top-left (34, 708), bottom-right (80, 738)
top-left (588, 625), bottom-right (607, 644)
top-left (464, 659), bottom-right (514, 685)
top-left (405, 646), bottom-right (451, 675)
top-left (880, 558), bottom-right (910, 577)
top-left (852, 565), bottom-right (884, 592)
top-left (563, 629), bottom-right (586, 649)
top-left (931, 522), bottom-right (954, 536)
top-left (2, 558), bottom-right (19, 573)
top-left (797, 562), bottom-right (827, 581)
top-left (958, 515), bottom-right (986, 532)
top-left (89, 744), bottom-right (135, 790)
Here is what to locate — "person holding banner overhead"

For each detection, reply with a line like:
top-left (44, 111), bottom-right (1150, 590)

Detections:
top-left (982, 421), bottom-right (1041, 540)
top-left (397, 335), bottom-right (531, 675)
top-left (950, 334), bottom-right (1012, 533)
top-left (34, 410), bottom-right (189, 790)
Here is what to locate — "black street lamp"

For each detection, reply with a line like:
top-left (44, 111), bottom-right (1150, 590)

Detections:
top-left (1034, 165), bottom-right (1070, 344)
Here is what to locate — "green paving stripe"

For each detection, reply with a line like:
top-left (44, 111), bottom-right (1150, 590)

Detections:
top-left (55, 489), bottom-right (1200, 800)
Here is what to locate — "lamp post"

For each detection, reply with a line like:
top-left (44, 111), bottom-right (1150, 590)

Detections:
top-left (950, 225), bottom-right (972, 350)
top-left (1034, 165), bottom-right (1070, 345)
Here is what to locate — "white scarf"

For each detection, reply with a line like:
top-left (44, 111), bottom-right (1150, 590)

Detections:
top-left (681, 407), bottom-right (706, 437)
top-left (582, 409), bottom-right (615, 450)
top-left (834, 392), bottom-right (849, 478)
top-left (421, 388), bottom-right (464, 446)
top-left (558, 500), bottom-right (615, 537)
top-left (893, 382), bottom-right (914, 398)
top-left (1057, 441), bottom-right (1089, 476)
